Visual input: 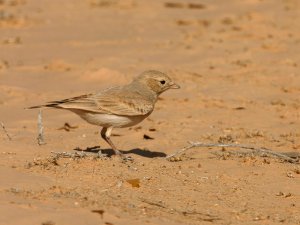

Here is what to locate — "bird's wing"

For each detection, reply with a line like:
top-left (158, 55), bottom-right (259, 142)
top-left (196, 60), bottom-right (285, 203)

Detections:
top-left (47, 87), bottom-right (154, 116)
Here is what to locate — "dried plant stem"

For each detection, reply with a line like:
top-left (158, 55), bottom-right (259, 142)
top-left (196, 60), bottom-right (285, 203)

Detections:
top-left (37, 109), bottom-right (46, 145)
top-left (139, 197), bottom-right (220, 221)
top-left (51, 151), bottom-right (90, 158)
top-left (51, 151), bottom-right (104, 159)
top-left (167, 141), bottom-right (299, 164)
top-left (0, 121), bottom-right (12, 140)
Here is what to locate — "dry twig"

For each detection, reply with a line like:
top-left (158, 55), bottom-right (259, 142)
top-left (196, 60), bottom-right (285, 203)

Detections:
top-left (167, 141), bottom-right (299, 164)
top-left (139, 198), bottom-right (167, 208)
top-left (139, 197), bottom-right (220, 221)
top-left (37, 109), bottom-right (46, 145)
top-left (0, 121), bottom-right (12, 140)
top-left (51, 151), bottom-right (105, 159)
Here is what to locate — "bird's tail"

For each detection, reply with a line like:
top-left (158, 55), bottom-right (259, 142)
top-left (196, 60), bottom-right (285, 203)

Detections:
top-left (25, 103), bottom-right (61, 110)
top-left (25, 94), bottom-right (91, 110)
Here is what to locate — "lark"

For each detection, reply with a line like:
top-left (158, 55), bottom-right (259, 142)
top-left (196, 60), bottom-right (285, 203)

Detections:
top-left (28, 70), bottom-right (180, 159)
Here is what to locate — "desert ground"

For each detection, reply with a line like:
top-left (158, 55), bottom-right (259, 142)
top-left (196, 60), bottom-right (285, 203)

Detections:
top-left (0, 0), bottom-right (300, 224)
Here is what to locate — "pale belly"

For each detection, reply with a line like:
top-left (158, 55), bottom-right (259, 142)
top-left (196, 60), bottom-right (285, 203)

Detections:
top-left (71, 110), bottom-right (148, 128)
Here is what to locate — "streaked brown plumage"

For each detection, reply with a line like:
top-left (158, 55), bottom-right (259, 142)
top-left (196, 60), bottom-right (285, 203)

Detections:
top-left (28, 70), bottom-right (180, 159)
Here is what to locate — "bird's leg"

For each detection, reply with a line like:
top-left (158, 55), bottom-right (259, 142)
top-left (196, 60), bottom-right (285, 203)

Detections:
top-left (100, 127), bottom-right (133, 161)
top-left (100, 127), bottom-right (122, 156)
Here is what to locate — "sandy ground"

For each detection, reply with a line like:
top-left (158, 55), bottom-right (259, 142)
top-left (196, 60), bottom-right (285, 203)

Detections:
top-left (1, 0), bottom-right (300, 224)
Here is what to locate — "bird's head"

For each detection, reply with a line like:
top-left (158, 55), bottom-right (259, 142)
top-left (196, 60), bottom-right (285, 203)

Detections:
top-left (133, 70), bottom-right (180, 95)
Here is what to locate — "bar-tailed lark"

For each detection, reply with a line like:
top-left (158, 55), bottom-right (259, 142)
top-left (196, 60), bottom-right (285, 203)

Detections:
top-left (29, 70), bottom-right (180, 159)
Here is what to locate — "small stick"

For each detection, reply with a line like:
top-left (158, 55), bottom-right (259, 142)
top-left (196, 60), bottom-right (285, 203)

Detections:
top-left (51, 151), bottom-right (105, 159)
top-left (139, 198), bottom-right (167, 209)
top-left (37, 109), bottom-right (46, 145)
top-left (167, 141), bottom-right (299, 163)
top-left (51, 151), bottom-right (89, 158)
top-left (0, 121), bottom-right (12, 140)
top-left (139, 197), bottom-right (220, 221)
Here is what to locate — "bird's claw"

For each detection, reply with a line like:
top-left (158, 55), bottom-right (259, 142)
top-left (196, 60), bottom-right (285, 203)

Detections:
top-left (119, 154), bottom-right (133, 162)
top-left (97, 151), bottom-right (108, 158)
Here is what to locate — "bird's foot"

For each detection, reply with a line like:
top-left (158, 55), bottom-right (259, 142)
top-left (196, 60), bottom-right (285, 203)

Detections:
top-left (97, 150), bottom-right (109, 159)
top-left (121, 155), bottom-right (133, 162)
top-left (115, 153), bottom-right (133, 162)
top-left (111, 149), bottom-right (133, 162)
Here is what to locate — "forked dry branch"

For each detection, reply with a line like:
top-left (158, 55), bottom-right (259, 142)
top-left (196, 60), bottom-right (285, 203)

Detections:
top-left (166, 141), bottom-right (300, 164)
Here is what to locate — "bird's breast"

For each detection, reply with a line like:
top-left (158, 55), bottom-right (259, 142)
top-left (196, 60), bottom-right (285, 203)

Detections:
top-left (75, 111), bottom-right (149, 128)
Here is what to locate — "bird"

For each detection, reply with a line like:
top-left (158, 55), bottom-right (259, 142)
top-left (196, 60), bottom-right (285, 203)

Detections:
top-left (28, 70), bottom-right (180, 159)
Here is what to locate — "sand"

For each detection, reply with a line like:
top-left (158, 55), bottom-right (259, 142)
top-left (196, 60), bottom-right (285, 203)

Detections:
top-left (0, 0), bottom-right (300, 224)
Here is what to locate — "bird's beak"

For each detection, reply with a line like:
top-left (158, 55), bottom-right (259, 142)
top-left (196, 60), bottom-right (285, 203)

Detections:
top-left (169, 82), bottom-right (180, 89)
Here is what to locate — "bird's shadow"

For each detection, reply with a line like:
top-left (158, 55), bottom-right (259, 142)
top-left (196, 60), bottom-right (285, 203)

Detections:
top-left (74, 146), bottom-right (166, 158)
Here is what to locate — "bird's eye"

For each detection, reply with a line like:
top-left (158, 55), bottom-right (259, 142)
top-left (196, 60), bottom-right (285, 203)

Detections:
top-left (160, 80), bottom-right (166, 85)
